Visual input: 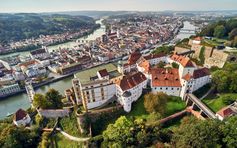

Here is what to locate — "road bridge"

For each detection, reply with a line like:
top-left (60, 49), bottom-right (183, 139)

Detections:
top-left (184, 93), bottom-right (216, 119)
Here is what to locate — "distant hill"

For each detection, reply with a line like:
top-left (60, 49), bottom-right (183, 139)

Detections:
top-left (43, 11), bottom-right (134, 19)
top-left (0, 13), bottom-right (98, 44)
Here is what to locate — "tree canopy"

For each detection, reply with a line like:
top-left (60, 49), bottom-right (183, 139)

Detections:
top-left (33, 89), bottom-right (63, 109)
top-left (172, 116), bottom-right (237, 148)
top-left (144, 92), bottom-right (168, 116)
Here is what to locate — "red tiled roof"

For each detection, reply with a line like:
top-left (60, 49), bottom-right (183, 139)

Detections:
top-left (193, 68), bottom-right (210, 79)
top-left (151, 68), bottom-right (181, 87)
top-left (14, 109), bottom-right (28, 121)
top-left (217, 107), bottom-right (234, 118)
top-left (183, 73), bottom-right (193, 81)
top-left (138, 59), bottom-right (150, 73)
top-left (128, 51), bottom-right (142, 65)
top-left (117, 72), bottom-right (147, 91)
top-left (170, 54), bottom-right (194, 67)
top-left (98, 69), bottom-right (109, 77)
top-left (144, 53), bottom-right (166, 60)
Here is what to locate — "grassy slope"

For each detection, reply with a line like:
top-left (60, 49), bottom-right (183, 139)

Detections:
top-left (203, 93), bottom-right (237, 112)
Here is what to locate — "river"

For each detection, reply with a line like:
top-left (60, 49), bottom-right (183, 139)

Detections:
top-left (175, 21), bottom-right (197, 40)
top-left (0, 19), bottom-right (105, 119)
top-left (0, 20), bottom-right (196, 119)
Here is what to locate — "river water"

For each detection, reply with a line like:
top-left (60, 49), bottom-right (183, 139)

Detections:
top-left (175, 21), bottom-right (197, 40)
top-left (0, 20), bottom-right (196, 119)
top-left (0, 19), bottom-right (105, 119)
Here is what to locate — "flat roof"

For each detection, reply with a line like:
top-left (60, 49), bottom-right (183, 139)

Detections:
top-left (75, 63), bottom-right (120, 84)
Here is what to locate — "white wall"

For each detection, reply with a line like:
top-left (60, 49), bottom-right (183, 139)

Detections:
top-left (151, 86), bottom-right (181, 97)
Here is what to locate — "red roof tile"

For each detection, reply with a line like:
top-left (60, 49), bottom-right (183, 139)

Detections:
top-left (117, 72), bottom-right (147, 91)
top-left (138, 59), bottom-right (150, 73)
top-left (151, 68), bottom-right (181, 87)
top-left (170, 54), bottom-right (194, 67)
top-left (217, 107), bottom-right (234, 118)
top-left (193, 68), bottom-right (210, 79)
top-left (14, 109), bottom-right (28, 121)
top-left (98, 69), bottom-right (109, 77)
top-left (183, 73), bottom-right (193, 81)
top-left (128, 51), bottom-right (142, 65)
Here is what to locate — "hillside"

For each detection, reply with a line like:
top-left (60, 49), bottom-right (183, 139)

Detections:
top-left (0, 13), bottom-right (99, 44)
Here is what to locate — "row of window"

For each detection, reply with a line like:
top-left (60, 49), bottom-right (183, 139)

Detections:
top-left (154, 87), bottom-right (180, 91)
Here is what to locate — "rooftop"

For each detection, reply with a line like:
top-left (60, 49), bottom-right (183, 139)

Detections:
top-left (75, 63), bottom-right (120, 84)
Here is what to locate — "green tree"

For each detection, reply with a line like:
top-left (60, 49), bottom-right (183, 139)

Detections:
top-left (171, 62), bottom-right (179, 69)
top-left (157, 61), bottom-right (166, 68)
top-left (221, 116), bottom-right (237, 147)
top-left (229, 28), bottom-right (237, 40)
top-left (214, 25), bottom-right (226, 38)
top-left (45, 89), bottom-right (63, 109)
top-left (33, 93), bottom-right (51, 109)
top-left (144, 92), bottom-right (168, 116)
top-left (102, 116), bottom-right (135, 147)
top-left (102, 116), bottom-right (163, 147)
top-left (212, 70), bottom-right (230, 93)
top-left (0, 126), bottom-right (39, 148)
top-left (172, 117), bottom-right (222, 148)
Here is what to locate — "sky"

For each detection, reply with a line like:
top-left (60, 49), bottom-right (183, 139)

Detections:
top-left (0, 0), bottom-right (236, 13)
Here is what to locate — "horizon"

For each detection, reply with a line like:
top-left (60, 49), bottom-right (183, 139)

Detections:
top-left (0, 0), bottom-right (237, 13)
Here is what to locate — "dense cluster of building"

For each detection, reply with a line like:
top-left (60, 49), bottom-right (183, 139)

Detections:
top-left (72, 51), bottom-right (211, 112)
top-left (0, 15), bottom-right (184, 98)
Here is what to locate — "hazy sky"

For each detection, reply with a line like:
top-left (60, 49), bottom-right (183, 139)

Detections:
top-left (0, 0), bottom-right (236, 13)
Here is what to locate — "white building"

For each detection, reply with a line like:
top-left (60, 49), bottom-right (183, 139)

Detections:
top-left (116, 72), bottom-right (147, 112)
top-left (150, 68), bottom-right (182, 97)
top-left (13, 109), bottom-right (31, 127)
top-left (0, 83), bottom-right (21, 97)
top-left (72, 64), bottom-right (122, 110)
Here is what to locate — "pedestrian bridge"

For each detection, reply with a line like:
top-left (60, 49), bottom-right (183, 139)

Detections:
top-left (184, 93), bottom-right (216, 119)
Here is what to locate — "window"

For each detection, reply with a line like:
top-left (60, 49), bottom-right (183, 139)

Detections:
top-left (160, 87), bottom-right (162, 90)
top-left (177, 88), bottom-right (179, 90)
top-left (171, 88), bottom-right (174, 90)
top-left (166, 88), bottom-right (168, 90)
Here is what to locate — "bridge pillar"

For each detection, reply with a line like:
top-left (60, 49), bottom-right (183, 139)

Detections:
top-left (192, 103), bottom-right (201, 111)
top-left (200, 110), bottom-right (208, 118)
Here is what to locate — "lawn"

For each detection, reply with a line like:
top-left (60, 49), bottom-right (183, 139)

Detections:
top-left (126, 95), bottom-right (186, 119)
top-left (202, 93), bottom-right (237, 112)
top-left (126, 96), bottom-right (149, 119)
top-left (165, 96), bottom-right (186, 116)
top-left (51, 134), bottom-right (82, 148)
top-left (59, 113), bottom-right (81, 137)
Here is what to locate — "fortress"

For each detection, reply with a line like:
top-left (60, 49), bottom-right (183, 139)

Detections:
top-left (72, 51), bottom-right (211, 112)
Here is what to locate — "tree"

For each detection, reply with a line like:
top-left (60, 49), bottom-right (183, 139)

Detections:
top-left (33, 93), bottom-right (51, 109)
top-left (45, 89), bottom-right (63, 109)
top-left (221, 116), bottom-right (237, 147)
top-left (229, 28), bottom-right (237, 40)
top-left (102, 116), bottom-right (163, 147)
top-left (157, 61), bottom-right (166, 68)
top-left (144, 92), bottom-right (168, 116)
top-left (212, 70), bottom-right (230, 93)
top-left (172, 117), bottom-right (222, 148)
top-left (102, 116), bottom-right (135, 147)
top-left (214, 25), bottom-right (226, 38)
top-left (0, 126), bottom-right (39, 148)
top-left (33, 89), bottom-right (63, 109)
top-left (172, 62), bottom-right (179, 69)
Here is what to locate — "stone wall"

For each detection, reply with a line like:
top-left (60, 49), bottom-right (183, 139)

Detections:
top-left (38, 108), bottom-right (70, 118)
top-left (174, 47), bottom-right (190, 54)
top-left (205, 50), bottom-right (229, 68)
